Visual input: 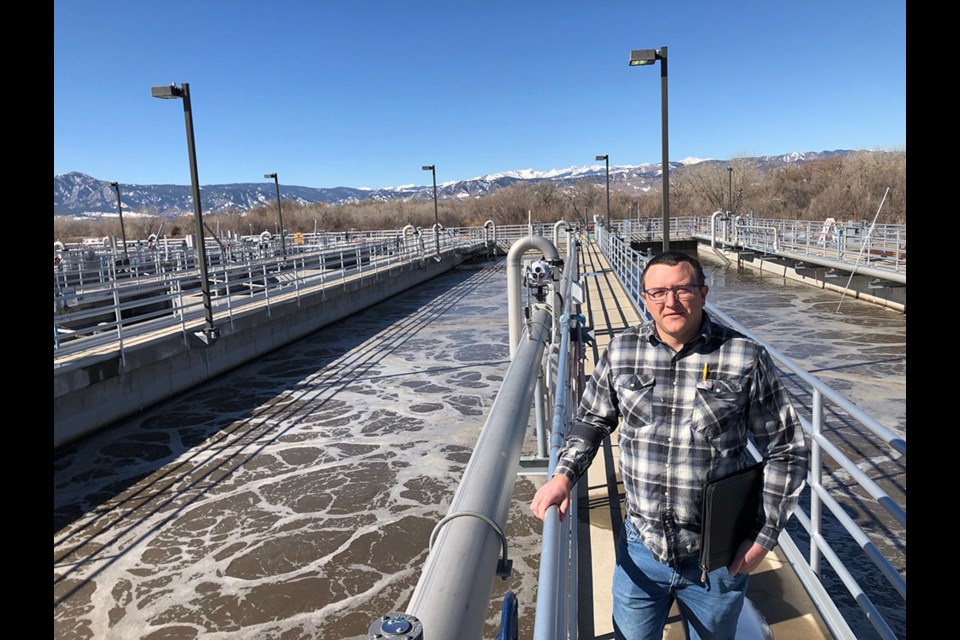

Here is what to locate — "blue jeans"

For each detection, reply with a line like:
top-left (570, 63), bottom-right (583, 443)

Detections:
top-left (612, 517), bottom-right (749, 640)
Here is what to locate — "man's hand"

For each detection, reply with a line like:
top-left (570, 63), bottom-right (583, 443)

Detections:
top-left (530, 474), bottom-right (573, 522)
top-left (728, 540), bottom-right (769, 576)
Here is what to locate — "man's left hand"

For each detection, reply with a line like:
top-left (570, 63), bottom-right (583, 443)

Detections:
top-left (728, 541), bottom-right (768, 576)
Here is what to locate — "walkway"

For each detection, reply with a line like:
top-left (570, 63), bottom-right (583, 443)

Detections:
top-left (573, 237), bottom-right (832, 639)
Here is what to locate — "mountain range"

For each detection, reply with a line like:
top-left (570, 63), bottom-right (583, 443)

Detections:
top-left (54, 150), bottom-right (858, 218)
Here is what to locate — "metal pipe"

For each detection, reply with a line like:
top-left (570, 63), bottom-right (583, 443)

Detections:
top-left (533, 233), bottom-right (578, 639)
top-left (433, 223), bottom-right (443, 261)
top-left (507, 236), bottom-right (561, 358)
top-left (405, 306), bottom-right (552, 637)
top-left (552, 220), bottom-right (570, 249)
top-left (710, 210), bottom-right (725, 250)
top-left (484, 219), bottom-right (496, 241)
top-left (811, 389), bottom-right (824, 577)
top-left (535, 366), bottom-right (547, 458)
top-left (485, 220), bottom-right (497, 256)
top-left (775, 530), bottom-right (859, 640)
top-left (566, 500), bottom-right (578, 638)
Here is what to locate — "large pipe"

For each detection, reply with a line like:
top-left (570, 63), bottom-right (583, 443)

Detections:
top-left (483, 220), bottom-right (497, 257)
top-left (552, 220), bottom-right (571, 249)
top-left (507, 236), bottom-right (561, 358)
top-left (402, 224), bottom-right (417, 257)
top-left (405, 306), bottom-right (553, 637)
top-left (433, 223), bottom-right (444, 261)
top-left (710, 210), bottom-right (726, 250)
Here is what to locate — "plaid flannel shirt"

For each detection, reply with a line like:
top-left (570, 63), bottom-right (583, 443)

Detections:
top-left (554, 311), bottom-right (808, 566)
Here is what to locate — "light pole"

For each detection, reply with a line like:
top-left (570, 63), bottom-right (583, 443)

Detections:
top-left (629, 46), bottom-right (670, 251)
top-left (151, 82), bottom-right (217, 341)
top-left (264, 172), bottom-right (286, 258)
top-left (422, 164), bottom-right (440, 255)
top-left (107, 181), bottom-right (128, 257)
top-left (727, 166), bottom-right (733, 213)
top-left (596, 154), bottom-right (610, 229)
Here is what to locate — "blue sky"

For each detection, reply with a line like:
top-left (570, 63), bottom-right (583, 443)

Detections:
top-left (54, 1), bottom-right (905, 191)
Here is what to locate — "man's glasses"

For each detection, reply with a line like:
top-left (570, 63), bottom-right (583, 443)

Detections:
top-left (642, 284), bottom-right (702, 302)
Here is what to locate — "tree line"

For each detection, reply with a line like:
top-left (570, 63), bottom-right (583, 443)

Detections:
top-left (53, 149), bottom-right (905, 243)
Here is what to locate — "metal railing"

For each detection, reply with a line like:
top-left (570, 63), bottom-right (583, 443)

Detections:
top-left (596, 229), bottom-right (906, 640)
top-left (53, 222), bottom-right (580, 369)
top-left (612, 215), bottom-right (906, 278)
top-left (53, 228), bottom-right (487, 367)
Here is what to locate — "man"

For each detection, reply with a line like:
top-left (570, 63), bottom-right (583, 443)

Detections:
top-left (530, 251), bottom-right (808, 639)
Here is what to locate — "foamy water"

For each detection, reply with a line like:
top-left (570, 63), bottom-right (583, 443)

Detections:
top-left (54, 261), bottom-right (546, 639)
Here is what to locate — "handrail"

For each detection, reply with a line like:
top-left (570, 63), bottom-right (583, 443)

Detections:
top-left (54, 223), bottom-right (576, 369)
top-left (532, 231), bottom-right (581, 640)
top-left (53, 233), bottom-right (479, 367)
top-left (611, 216), bottom-right (905, 280)
top-left (595, 231), bottom-right (905, 640)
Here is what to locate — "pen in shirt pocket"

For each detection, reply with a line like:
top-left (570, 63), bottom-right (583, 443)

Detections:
top-left (697, 363), bottom-right (713, 390)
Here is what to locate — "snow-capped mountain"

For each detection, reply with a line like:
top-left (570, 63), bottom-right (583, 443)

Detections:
top-left (54, 150), bottom-right (855, 218)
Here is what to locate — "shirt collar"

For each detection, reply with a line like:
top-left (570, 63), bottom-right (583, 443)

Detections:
top-left (699, 310), bottom-right (719, 344)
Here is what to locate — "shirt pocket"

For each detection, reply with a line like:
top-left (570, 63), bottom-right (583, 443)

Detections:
top-left (614, 373), bottom-right (655, 428)
top-left (691, 375), bottom-right (748, 451)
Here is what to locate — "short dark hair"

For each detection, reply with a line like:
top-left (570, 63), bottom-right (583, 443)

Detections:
top-left (640, 251), bottom-right (706, 290)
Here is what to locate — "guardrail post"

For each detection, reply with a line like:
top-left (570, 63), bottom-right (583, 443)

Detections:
top-left (110, 276), bottom-right (126, 366)
top-left (810, 389), bottom-right (823, 577)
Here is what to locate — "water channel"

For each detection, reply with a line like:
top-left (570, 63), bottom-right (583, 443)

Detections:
top-left (53, 248), bottom-right (906, 640)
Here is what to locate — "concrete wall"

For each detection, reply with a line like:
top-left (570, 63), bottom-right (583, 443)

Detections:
top-left (54, 255), bottom-right (470, 449)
